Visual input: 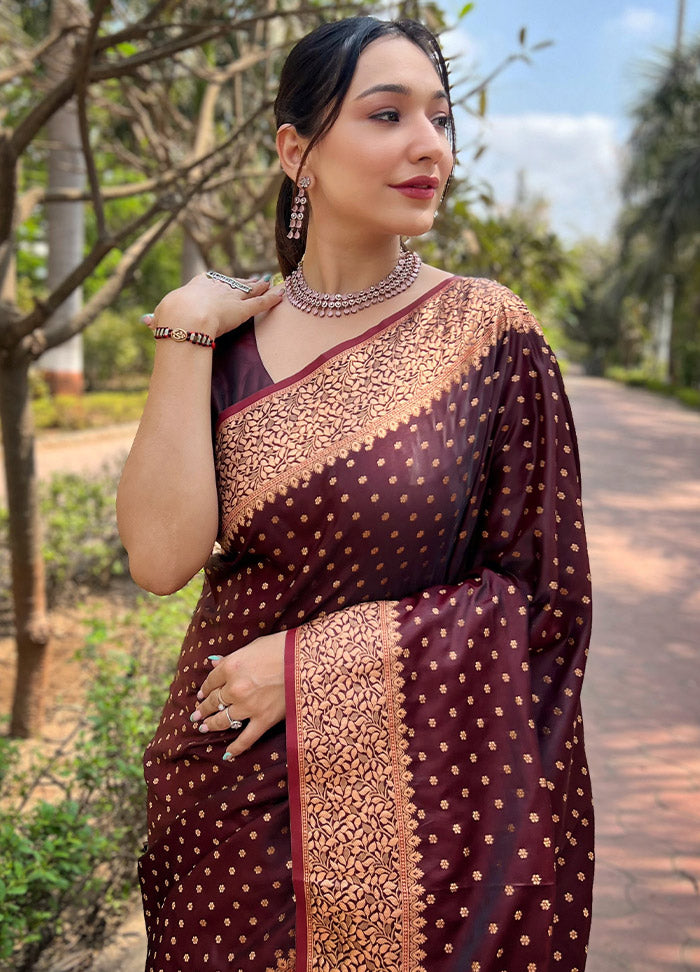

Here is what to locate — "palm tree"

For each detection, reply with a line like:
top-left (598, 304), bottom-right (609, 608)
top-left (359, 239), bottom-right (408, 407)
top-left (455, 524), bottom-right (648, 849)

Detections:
top-left (623, 38), bottom-right (700, 268)
top-left (619, 36), bottom-right (700, 381)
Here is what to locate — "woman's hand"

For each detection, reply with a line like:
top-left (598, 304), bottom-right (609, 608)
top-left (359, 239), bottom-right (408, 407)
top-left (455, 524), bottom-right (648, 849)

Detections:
top-left (152, 272), bottom-right (284, 341)
top-left (190, 631), bottom-right (287, 760)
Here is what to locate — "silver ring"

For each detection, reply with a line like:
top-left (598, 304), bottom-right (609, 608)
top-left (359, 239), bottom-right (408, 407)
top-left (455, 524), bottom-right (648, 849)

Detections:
top-left (206, 270), bottom-right (252, 294)
top-left (216, 687), bottom-right (230, 711)
top-left (225, 706), bottom-right (243, 730)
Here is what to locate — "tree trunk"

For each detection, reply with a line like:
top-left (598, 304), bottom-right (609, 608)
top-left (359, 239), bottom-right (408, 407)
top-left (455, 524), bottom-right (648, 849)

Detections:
top-left (39, 0), bottom-right (88, 396)
top-left (0, 351), bottom-right (51, 738)
top-left (181, 227), bottom-right (207, 282)
top-left (180, 81), bottom-right (221, 285)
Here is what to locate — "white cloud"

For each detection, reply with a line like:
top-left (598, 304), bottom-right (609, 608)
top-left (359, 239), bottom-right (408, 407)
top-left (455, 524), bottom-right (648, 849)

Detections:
top-left (458, 112), bottom-right (625, 242)
top-left (608, 6), bottom-right (666, 37)
top-left (441, 24), bottom-right (480, 69)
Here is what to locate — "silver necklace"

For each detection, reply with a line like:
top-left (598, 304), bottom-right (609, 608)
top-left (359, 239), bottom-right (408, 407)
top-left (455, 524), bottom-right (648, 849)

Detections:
top-left (284, 248), bottom-right (421, 317)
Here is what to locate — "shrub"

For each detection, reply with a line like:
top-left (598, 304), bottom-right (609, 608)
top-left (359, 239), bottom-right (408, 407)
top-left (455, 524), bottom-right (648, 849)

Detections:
top-left (83, 308), bottom-right (154, 391)
top-left (1, 467), bottom-right (130, 616)
top-left (0, 583), bottom-right (199, 970)
top-left (33, 389), bottom-right (147, 431)
top-left (39, 466), bottom-right (128, 604)
top-left (606, 366), bottom-right (700, 411)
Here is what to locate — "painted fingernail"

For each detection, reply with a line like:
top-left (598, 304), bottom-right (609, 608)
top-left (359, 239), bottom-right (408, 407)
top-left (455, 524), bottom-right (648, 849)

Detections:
top-left (262, 272), bottom-right (273, 281)
top-left (207, 654), bottom-right (223, 661)
top-left (141, 313), bottom-right (154, 325)
top-left (222, 752), bottom-right (233, 761)
top-left (190, 710), bottom-right (202, 722)
top-left (197, 690), bottom-right (204, 700)
top-left (199, 723), bottom-right (209, 733)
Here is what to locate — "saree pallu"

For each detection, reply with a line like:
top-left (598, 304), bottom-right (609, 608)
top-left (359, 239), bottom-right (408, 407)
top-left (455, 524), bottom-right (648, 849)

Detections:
top-left (139, 277), bottom-right (594, 972)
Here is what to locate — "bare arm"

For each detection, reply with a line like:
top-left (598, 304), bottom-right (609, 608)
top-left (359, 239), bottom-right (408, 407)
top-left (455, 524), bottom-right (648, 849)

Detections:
top-left (116, 274), bottom-right (283, 594)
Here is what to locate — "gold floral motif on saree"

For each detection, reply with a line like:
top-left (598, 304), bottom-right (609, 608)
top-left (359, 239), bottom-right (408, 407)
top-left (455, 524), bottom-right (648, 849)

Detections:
top-left (292, 600), bottom-right (426, 972)
top-left (215, 278), bottom-right (541, 543)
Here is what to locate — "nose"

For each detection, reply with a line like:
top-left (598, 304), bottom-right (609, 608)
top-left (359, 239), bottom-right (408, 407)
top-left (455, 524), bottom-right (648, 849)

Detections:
top-left (409, 114), bottom-right (450, 165)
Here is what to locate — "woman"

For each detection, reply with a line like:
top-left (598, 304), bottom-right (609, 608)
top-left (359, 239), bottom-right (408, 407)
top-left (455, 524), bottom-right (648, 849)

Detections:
top-left (117, 17), bottom-right (594, 972)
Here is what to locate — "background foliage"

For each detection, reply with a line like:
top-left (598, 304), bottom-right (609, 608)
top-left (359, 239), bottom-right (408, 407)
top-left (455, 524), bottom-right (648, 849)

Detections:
top-left (0, 582), bottom-right (198, 971)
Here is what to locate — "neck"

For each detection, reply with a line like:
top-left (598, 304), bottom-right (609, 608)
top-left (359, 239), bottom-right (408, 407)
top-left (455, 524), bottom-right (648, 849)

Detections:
top-left (301, 227), bottom-right (402, 295)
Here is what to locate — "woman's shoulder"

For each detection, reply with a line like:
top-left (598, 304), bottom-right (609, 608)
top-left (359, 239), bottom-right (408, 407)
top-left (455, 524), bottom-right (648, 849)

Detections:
top-left (428, 270), bottom-right (526, 311)
top-left (429, 272), bottom-right (542, 339)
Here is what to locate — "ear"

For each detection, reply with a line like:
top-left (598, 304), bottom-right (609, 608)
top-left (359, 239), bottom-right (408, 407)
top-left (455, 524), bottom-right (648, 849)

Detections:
top-left (276, 124), bottom-right (310, 183)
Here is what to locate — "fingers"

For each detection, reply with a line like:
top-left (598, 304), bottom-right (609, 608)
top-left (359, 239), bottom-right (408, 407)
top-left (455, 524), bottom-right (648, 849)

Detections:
top-left (145, 276), bottom-right (284, 340)
top-left (189, 656), bottom-right (226, 722)
top-left (191, 688), bottom-right (230, 723)
top-left (194, 704), bottom-right (246, 735)
top-left (198, 275), bottom-right (284, 335)
top-left (190, 637), bottom-right (285, 760)
top-left (223, 721), bottom-right (263, 761)
top-left (197, 654), bottom-right (224, 698)
top-left (241, 282), bottom-right (285, 312)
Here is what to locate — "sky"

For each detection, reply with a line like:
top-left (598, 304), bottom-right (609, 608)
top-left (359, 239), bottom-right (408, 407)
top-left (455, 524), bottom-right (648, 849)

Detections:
top-left (441, 0), bottom-right (700, 243)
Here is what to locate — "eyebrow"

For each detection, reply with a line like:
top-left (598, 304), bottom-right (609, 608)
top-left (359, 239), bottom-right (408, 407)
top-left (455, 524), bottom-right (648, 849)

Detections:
top-left (354, 83), bottom-right (448, 101)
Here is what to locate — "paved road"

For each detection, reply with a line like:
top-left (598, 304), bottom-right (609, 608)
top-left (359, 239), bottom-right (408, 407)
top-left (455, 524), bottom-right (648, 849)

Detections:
top-left (7, 378), bottom-right (700, 970)
top-left (566, 375), bottom-right (700, 972)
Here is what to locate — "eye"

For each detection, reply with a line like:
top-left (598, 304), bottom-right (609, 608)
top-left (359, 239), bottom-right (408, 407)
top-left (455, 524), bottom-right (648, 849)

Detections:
top-left (433, 114), bottom-right (451, 130)
top-left (371, 109), bottom-right (400, 123)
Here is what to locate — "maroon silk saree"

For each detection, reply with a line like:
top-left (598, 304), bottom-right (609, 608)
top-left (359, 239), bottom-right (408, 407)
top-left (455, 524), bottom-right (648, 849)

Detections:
top-left (139, 277), bottom-right (594, 972)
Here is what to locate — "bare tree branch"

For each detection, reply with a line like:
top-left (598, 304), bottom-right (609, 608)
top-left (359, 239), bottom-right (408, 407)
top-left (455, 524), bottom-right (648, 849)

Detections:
top-left (37, 216), bottom-right (172, 354)
top-left (7, 3), bottom-right (361, 159)
top-left (0, 133), bottom-right (17, 243)
top-left (455, 52), bottom-right (532, 107)
top-left (75, 0), bottom-right (111, 240)
top-left (4, 102), bottom-right (268, 352)
top-left (10, 74), bottom-right (76, 159)
top-left (40, 168), bottom-right (272, 205)
top-left (93, 3), bottom-right (366, 52)
top-left (89, 25), bottom-right (233, 82)
top-left (0, 28), bottom-right (69, 85)
top-left (184, 44), bottom-right (287, 86)
top-left (123, 87), bottom-right (172, 167)
top-left (8, 24), bottom-right (225, 157)
top-left (17, 187), bottom-right (45, 224)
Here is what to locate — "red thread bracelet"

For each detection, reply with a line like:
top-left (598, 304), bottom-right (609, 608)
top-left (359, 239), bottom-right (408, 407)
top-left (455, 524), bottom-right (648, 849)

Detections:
top-left (153, 326), bottom-right (215, 349)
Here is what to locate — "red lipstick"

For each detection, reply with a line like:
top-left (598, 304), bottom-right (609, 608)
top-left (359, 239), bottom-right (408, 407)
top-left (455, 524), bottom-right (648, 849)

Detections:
top-left (390, 176), bottom-right (440, 200)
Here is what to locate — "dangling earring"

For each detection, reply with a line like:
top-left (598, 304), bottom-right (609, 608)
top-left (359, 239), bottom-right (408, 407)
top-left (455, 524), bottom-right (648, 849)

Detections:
top-left (288, 176), bottom-right (310, 240)
top-left (434, 191), bottom-right (445, 221)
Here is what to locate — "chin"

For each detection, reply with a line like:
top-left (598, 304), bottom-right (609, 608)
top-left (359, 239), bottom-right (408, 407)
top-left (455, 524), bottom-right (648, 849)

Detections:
top-left (398, 214), bottom-right (436, 239)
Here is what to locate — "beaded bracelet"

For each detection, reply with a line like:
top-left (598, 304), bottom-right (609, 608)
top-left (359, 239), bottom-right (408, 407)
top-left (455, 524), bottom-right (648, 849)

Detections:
top-left (153, 326), bottom-right (215, 349)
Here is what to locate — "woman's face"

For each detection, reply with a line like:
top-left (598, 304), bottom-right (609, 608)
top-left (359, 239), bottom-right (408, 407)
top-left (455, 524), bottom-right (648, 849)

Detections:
top-left (305, 35), bottom-right (454, 244)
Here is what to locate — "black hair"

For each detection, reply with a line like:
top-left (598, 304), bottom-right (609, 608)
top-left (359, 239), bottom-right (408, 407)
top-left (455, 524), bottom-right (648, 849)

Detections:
top-left (274, 17), bottom-right (455, 276)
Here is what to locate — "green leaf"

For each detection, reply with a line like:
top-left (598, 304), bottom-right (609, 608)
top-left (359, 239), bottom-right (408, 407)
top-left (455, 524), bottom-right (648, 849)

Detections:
top-left (458, 2), bottom-right (475, 18)
top-left (519, 26), bottom-right (527, 45)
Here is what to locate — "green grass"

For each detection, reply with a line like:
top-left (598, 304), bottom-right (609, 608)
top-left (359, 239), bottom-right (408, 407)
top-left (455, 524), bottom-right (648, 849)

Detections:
top-left (606, 366), bottom-right (700, 411)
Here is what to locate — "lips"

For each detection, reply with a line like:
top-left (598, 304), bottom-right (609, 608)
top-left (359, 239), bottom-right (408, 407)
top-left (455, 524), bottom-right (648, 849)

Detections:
top-left (389, 175), bottom-right (440, 201)
top-left (390, 176), bottom-right (440, 189)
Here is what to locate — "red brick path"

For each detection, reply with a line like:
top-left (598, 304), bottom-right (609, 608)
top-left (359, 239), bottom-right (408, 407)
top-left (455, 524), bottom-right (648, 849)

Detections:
top-left (567, 375), bottom-right (700, 972)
